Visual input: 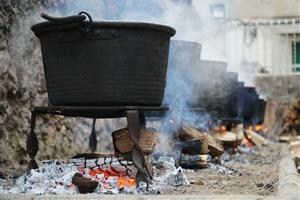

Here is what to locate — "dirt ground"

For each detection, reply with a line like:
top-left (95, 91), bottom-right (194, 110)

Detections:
top-left (157, 144), bottom-right (281, 196)
top-left (0, 143), bottom-right (281, 196)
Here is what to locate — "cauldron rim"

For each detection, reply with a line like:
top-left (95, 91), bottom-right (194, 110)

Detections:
top-left (31, 20), bottom-right (176, 37)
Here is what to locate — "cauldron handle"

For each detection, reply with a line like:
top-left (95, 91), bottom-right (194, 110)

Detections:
top-left (41, 12), bottom-right (92, 24)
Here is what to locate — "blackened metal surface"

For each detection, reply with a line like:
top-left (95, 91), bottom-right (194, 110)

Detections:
top-left (33, 106), bottom-right (168, 118)
top-left (258, 99), bottom-right (266, 123)
top-left (242, 87), bottom-right (259, 121)
top-left (126, 110), bottom-right (152, 185)
top-left (32, 13), bottom-right (175, 107)
top-left (32, 20), bottom-right (176, 37)
top-left (27, 106), bottom-right (161, 184)
top-left (89, 118), bottom-right (97, 153)
top-left (26, 111), bottom-right (39, 171)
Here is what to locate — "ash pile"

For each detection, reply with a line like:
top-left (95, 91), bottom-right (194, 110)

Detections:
top-left (0, 119), bottom-right (271, 195)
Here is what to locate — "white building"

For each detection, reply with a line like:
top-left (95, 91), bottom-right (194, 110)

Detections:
top-left (223, 0), bottom-right (300, 87)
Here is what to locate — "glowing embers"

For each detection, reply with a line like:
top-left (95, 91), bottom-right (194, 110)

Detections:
top-left (241, 133), bottom-right (255, 148)
top-left (70, 153), bottom-right (138, 192)
top-left (245, 124), bottom-right (267, 133)
top-left (85, 168), bottom-right (136, 189)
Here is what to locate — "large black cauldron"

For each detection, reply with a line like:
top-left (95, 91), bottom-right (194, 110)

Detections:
top-left (32, 12), bottom-right (176, 106)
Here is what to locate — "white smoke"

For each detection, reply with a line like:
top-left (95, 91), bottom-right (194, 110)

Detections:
top-left (6, 0), bottom-right (236, 155)
top-left (47, 0), bottom-right (235, 134)
top-left (52, 0), bottom-right (226, 61)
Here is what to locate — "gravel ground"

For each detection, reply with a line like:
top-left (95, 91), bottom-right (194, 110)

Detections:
top-left (156, 144), bottom-right (281, 196)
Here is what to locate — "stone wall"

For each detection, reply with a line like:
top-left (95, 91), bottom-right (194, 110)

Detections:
top-left (0, 0), bottom-right (115, 174)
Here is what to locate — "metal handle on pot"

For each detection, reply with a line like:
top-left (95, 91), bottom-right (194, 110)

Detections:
top-left (41, 13), bottom-right (86, 23)
top-left (41, 11), bottom-right (93, 24)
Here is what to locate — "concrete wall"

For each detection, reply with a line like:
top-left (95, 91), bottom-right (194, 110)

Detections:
top-left (228, 0), bottom-right (300, 20)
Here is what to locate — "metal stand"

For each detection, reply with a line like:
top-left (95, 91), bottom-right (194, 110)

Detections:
top-left (26, 106), bottom-right (167, 185)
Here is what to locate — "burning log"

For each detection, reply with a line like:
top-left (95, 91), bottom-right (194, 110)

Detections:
top-left (180, 154), bottom-right (208, 169)
top-left (177, 124), bottom-right (208, 154)
top-left (72, 173), bottom-right (99, 194)
top-left (231, 124), bottom-right (244, 141)
top-left (177, 124), bottom-right (224, 157)
top-left (174, 139), bottom-right (206, 155)
top-left (172, 139), bottom-right (208, 168)
top-left (211, 131), bottom-right (238, 146)
top-left (206, 134), bottom-right (224, 158)
top-left (112, 128), bottom-right (157, 155)
top-left (244, 130), bottom-right (269, 147)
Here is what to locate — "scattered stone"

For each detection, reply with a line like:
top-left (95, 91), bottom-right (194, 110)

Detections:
top-left (264, 181), bottom-right (274, 191)
top-left (208, 162), bottom-right (241, 176)
top-left (190, 179), bottom-right (204, 185)
top-left (256, 182), bottom-right (264, 187)
top-left (0, 172), bottom-right (6, 179)
top-left (216, 180), bottom-right (224, 187)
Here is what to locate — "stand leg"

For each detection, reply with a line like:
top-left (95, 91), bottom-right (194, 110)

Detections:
top-left (89, 118), bottom-right (97, 153)
top-left (26, 111), bottom-right (39, 171)
top-left (126, 110), bottom-right (151, 187)
top-left (139, 113), bottom-right (146, 129)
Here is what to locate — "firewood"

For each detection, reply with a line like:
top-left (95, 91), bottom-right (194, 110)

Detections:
top-left (231, 124), bottom-right (244, 141)
top-left (178, 124), bottom-right (207, 141)
top-left (282, 96), bottom-right (300, 137)
top-left (289, 140), bottom-right (300, 158)
top-left (279, 135), bottom-right (290, 143)
top-left (291, 100), bottom-right (300, 108)
top-left (211, 130), bottom-right (237, 144)
top-left (177, 124), bottom-right (208, 154)
top-left (244, 130), bottom-right (269, 147)
top-left (180, 154), bottom-right (208, 169)
top-left (72, 173), bottom-right (99, 194)
top-left (206, 134), bottom-right (224, 157)
top-left (112, 128), bottom-right (157, 155)
top-left (295, 157), bottom-right (300, 173)
top-left (296, 119), bottom-right (300, 124)
top-left (174, 139), bottom-right (205, 155)
top-left (177, 124), bottom-right (224, 157)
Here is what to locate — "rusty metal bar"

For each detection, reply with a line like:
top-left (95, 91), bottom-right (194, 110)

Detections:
top-left (89, 118), bottom-right (97, 153)
top-left (33, 106), bottom-right (168, 118)
top-left (26, 111), bottom-right (39, 171)
top-left (126, 110), bottom-right (152, 186)
top-left (26, 106), bottom-right (168, 186)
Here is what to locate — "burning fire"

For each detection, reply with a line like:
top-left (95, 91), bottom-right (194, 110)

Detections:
top-left (78, 167), bottom-right (136, 189)
top-left (242, 134), bottom-right (254, 148)
top-left (246, 124), bottom-right (267, 133)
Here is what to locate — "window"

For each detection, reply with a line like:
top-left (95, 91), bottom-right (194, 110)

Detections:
top-left (292, 42), bottom-right (300, 72)
top-left (210, 4), bottom-right (225, 19)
